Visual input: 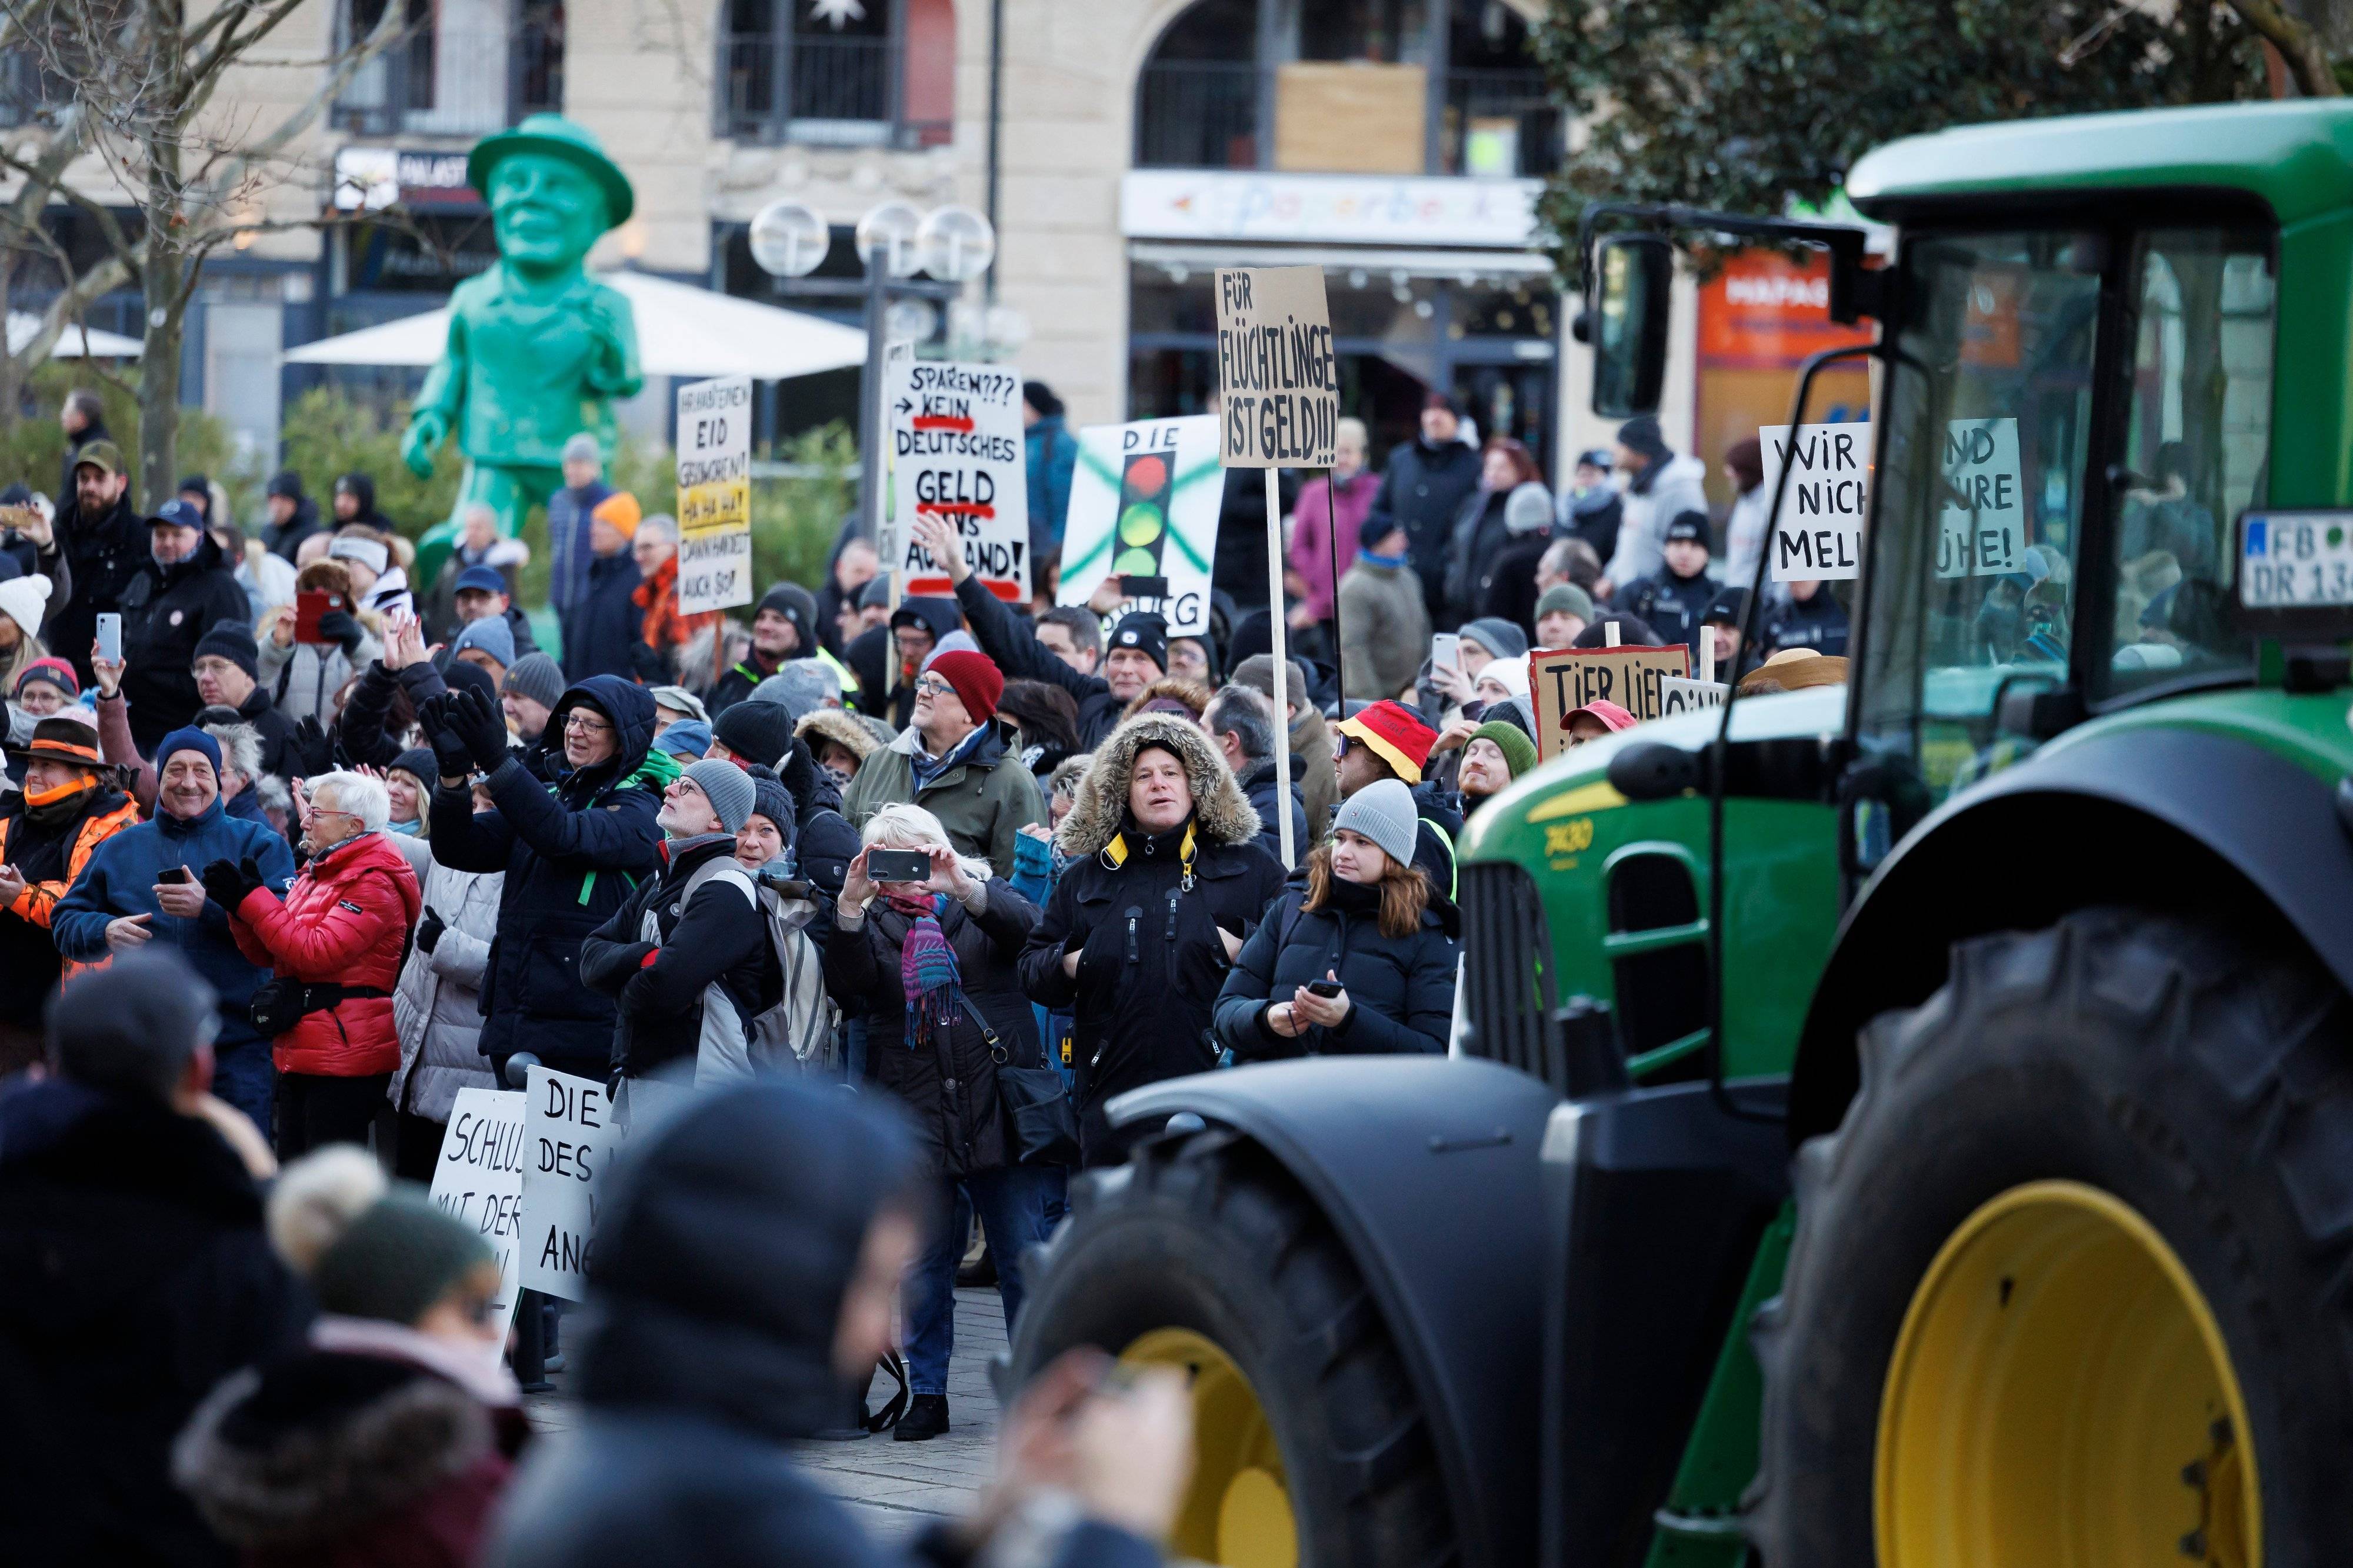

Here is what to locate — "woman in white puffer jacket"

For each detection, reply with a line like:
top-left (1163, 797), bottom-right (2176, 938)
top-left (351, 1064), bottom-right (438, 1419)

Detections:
top-left (386, 817), bottom-right (504, 1180)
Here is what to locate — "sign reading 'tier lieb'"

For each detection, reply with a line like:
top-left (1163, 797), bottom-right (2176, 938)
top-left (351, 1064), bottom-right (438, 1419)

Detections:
top-left (1527, 643), bottom-right (1692, 762)
top-left (1214, 266), bottom-right (1338, 469)
top-left (894, 359), bottom-right (1030, 602)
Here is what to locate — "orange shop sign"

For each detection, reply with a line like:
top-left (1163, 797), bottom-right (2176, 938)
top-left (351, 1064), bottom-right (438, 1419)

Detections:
top-left (1698, 251), bottom-right (1875, 369)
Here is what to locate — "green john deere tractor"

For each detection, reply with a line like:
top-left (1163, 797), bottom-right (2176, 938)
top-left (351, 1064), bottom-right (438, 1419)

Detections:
top-left (1006, 99), bottom-right (2353, 1568)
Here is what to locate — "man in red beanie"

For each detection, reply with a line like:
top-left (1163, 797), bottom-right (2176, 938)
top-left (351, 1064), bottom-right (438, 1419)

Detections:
top-left (841, 646), bottom-right (1041, 878)
top-left (1332, 698), bottom-right (1464, 895)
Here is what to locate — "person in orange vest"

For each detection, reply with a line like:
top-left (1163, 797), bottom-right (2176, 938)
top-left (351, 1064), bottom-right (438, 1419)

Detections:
top-left (0, 716), bottom-right (141, 1065)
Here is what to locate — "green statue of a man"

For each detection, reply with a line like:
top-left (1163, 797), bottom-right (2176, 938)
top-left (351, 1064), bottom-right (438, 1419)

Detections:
top-left (403, 113), bottom-right (641, 588)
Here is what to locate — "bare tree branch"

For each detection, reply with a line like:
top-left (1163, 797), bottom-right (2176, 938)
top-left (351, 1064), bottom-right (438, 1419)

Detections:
top-left (2226, 0), bottom-right (2341, 95)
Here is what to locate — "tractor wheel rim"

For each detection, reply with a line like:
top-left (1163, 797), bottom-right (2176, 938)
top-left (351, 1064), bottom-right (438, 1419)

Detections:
top-left (1121, 1327), bottom-right (1298, 1568)
top-left (1875, 1179), bottom-right (2261, 1568)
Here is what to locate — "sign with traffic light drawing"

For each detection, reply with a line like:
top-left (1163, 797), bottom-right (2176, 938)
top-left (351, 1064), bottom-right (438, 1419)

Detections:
top-left (1058, 414), bottom-right (1222, 635)
top-left (894, 359), bottom-right (1031, 602)
top-left (674, 375), bottom-right (753, 615)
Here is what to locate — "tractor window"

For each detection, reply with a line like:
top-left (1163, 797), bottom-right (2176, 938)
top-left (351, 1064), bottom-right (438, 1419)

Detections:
top-left (1859, 229), bottom-right (2102, 809)
top-left (2101, 229), bottom-right (2272, 697)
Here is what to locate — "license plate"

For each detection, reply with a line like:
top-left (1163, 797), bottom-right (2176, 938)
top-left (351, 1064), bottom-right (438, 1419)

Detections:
top-left (2239, 511), bottom-right (2353, 609)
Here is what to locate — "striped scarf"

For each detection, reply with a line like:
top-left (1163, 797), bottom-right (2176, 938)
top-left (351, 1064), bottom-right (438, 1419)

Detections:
top-left (898, 897), bottom-right (968, 1053)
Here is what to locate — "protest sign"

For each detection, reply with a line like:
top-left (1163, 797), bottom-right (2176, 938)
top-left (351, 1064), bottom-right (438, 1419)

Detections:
top-left (428, 1088), bottom-right (525, 1336)
top-left (1762, 421), bottom-right (1869, 582)
top-left (519, 1066), bottom-right (619, 1303)
top-left (1937, 417), bottom-right (2027, 578)
top-left (1659, 676), bottom-right (1728, 717)
top-left (1059, 415), bottom-right (1221, 635)
top-left (1214, 266), bottom-right (1338, 468)
top-left (894, 359), bottom-right (1029, 601)
top-left (674, 375), bottom-right (753, 616)
top-left (1528, 643), bottom-right (1692, 761)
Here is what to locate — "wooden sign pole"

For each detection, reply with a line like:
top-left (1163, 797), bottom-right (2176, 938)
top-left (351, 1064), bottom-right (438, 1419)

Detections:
top-left (1264, 468), bottom-right (1294, 869)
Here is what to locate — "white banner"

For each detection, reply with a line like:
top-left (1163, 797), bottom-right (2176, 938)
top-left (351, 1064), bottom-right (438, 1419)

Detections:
top-left (518, 1067), bottom-right (618, 1303)
top-left (427, 1087), bottom-right (526, 1337)
top-left (675, 374), bottom-right (753, 616)
top-left (1937, 417), bottom-right (2028, 579)
top-left (1659, 676), bottom-right (1728, 716)
top-left (1762, 421), bottom-right (1870, 582)
top-left (1058, 415), bottom-right (1222, 636)
top-left (894, 359), bottom-right (1029, 603)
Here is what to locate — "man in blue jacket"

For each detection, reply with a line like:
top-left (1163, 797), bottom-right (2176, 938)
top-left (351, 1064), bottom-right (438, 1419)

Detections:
top-left (54, 726), bottom-right (297, 1133)
top-left (422, 673), bottom-right (669, 1083)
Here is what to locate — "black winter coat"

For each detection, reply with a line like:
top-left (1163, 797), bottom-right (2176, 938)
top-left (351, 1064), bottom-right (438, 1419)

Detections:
top-left (120, 535), bottom-right (254, 754)
top-left (429, 675), bottom-right (665, 1075)
top-left (780, 738), bottom-right (859, 909)
top-left (582, 833), bottom-right (779, 1082)
top-left (1021, 820), bottom-right (1287, 1163)
top-left (1762, 589), bottom-right (1851, 658)
top-left (1442, 489), bottom-right (1512, 625)
top-left (1214, 879), bottom-right (1459, 1060)
top-left (1237, 756), bottom-right (1309, 869)
top-left (559, 550), bottom-right (645, 683)
top-left (1561, 486), bottom-right (1624, 566)
top-left (1478, 533), bottom-right (1552, 636)
top-left (1627, 566), bottom-right (1721, 657)
top-left (1211, 464), bottom-right (1299, 610)
top-left (0, 1080), bottom-right (308, 1567)
top-left (53, 491), bottom-right (145, 688)
top-left (952, 575), bottom-right (1129, 749)
top-left (226, 683), bottom-right (299, 782)
top-left (823, 882), bottom-right (1041, 1177)
top-left (1368, 437), bottom-right (1483, 609)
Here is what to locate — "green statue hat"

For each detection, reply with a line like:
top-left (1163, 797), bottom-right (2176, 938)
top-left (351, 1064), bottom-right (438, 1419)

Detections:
top-left (466, 112), bottom-right (634, 230)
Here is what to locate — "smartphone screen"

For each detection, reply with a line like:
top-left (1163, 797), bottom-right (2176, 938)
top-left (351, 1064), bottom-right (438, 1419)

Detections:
top-left (95, 613), bottom-right (122, 664)
top-left (1431, 632), bottom-right (1459, 675)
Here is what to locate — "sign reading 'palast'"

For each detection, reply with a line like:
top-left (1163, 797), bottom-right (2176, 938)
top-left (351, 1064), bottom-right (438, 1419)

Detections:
top-left (674, 375), bottom-right (753, 616)
top-left (1214, 266), bottom-right (1338, 469)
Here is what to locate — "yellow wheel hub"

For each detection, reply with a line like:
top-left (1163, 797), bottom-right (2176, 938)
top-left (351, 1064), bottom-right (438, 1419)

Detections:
top-left (1122, 1327), bottom-right (1298, 1568)
top-left (1876, 1180), bottom-right (2261, 1568)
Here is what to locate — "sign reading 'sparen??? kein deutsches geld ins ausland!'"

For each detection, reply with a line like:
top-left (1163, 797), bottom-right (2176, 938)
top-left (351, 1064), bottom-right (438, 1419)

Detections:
top-left (894, 359), bottom-right (1030, 602)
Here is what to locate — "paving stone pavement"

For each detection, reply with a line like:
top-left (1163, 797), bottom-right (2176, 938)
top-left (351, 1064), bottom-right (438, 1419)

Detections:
top-left (524, 1287), bottom-right (1008, 1543)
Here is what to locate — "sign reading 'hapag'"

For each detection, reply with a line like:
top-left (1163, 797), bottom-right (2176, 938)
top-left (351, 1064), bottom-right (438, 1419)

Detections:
top-left (674, 375), bottom-right (752, 616)
top-left (894, 359), bottom-right (1029, 601)
top-left (1762, 421), bottom-right (1870, 582)
top-left (429, 1087), bottom-right (526, 1337)
top-left (1214, 267), bottom-right (1338, 468)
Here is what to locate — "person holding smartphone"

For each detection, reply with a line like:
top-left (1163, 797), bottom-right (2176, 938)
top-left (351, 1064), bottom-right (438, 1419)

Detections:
top-left (1214, 778), bottom-right (1458, 1063)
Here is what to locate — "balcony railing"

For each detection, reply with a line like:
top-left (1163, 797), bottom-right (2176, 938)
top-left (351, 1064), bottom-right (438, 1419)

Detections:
top-left (720, 32), bottom-right (951, 150)
top-left (1441, 69), bottom-right (1561, 178)
top-left (1135, 61), bottom-right (1259, 171)
top-left (334, 4), bottom-right (564, 139)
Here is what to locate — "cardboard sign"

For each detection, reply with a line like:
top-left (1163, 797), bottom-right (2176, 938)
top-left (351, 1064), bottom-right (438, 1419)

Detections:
top-left (519, 1067), bottom-right (619, 1303)
top-left (1937, 417), bottom-right (2027, 578)
top-left (894, 359), bottom-right (1029, 602)
top-left (675, 375), bottom-right (753, 616)
top-left (1659, 676), bottom-right (1728, 717)
top-left (428, 1088), bottom-right (525, 1337)
top-left (1763, 421), bottom-right (1870, 582)
top-left (1058, 415), bottom-right (1222, 635)
top-left (1214, 266), bottom-right (1338, 468)
top-left (1528, 643), bottom-right (1692, 760)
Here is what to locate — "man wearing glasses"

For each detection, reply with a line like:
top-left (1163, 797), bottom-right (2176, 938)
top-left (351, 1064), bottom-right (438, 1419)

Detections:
top-left (841, 649), bottom-right (1041, 880)
top-left (419, 672), bottom-right (669, 1087)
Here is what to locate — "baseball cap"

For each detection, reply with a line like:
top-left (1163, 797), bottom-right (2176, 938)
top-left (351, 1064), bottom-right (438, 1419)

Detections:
top-left (148, 498), bottom-right (205, 532)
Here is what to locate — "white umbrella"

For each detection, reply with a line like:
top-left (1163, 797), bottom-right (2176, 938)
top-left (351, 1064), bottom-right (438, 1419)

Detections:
top-left (7, 312), bottom-right (142, 358)
top-left (281, 269), bottom-right (868, 379)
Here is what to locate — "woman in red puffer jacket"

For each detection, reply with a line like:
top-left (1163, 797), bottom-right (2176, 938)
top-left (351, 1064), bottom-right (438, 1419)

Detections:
top-left (208, 769), bottom-right (421, 1159)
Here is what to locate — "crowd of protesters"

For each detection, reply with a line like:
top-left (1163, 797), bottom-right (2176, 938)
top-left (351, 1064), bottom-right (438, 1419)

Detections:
top-left (0, 383), bottom-right (1857, 1565)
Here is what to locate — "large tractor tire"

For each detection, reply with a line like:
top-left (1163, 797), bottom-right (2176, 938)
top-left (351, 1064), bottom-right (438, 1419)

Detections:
top-left (1749, 908), bottom-right (2353, 1568)
top-left (1007, 1129), bottom-right (1452, 1568)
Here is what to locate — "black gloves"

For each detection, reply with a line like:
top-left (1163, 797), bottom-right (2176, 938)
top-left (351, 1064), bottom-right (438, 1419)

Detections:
top-left (416, 905), bottom-right (446, 954)
top-left (289, 715), bottom-right (334, 778)
top-left (200, 856), bottom-right (265, 913)
top-left (416, 693), bottom-right (474, 782)
top-left (627, 640), bottom-right (666, 683)
top-left (444, 686), bottom-right (514, 773)
top-left (315, 609), bottom-right (363, 655)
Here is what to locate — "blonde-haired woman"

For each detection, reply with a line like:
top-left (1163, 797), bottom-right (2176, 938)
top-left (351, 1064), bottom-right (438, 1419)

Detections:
top-left (821, 800), bottom-right (1051, 1442)
top-left (1215, 776), bottom-right (1459, 1061)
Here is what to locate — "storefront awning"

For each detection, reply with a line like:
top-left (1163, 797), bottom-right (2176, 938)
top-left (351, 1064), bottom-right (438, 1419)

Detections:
top-left (1126, 241), bottom-right (1555, 283)
top-left (281, 269), bottom-right (868, 379)
top-left (8, 313), bottom-right (142, 358)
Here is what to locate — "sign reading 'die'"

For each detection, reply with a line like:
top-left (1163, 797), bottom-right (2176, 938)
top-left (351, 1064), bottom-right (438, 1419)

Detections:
top-left (428, 1087), bottom-right (525, 1337)
top-left (894, 359), bottom-right (1029, 602)
top-left (1528, 643), bottom-right (1692, 761)
top-left (1937, 416), bottom-right (2027, 578)
top-left (1059, 415), bottom-right (1222, 636)
top-left (675, 375), bottom-right (753, 616)
top-left (1214, 266), bottom-right (1338, 468)
top-left (1763, 421), bottom-right (1870, 582)
top-left (519, 1066), bottom-right (619, 1303)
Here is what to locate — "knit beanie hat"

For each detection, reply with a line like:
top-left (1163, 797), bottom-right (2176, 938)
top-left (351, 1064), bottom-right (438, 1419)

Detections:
top-left (156, 726), bottom-right (222, 779)
top-left (926, 648), bottom-right (1004, 724)
top-left (1504, 481), bottom-right (1554, 535)
top-left (757, 583), bottom-right (819, 649)
top-left (654, 719), bottom-right (711, 760)
top-left (389, 748), bottom-right (439, 786)
top-left (712, 699), bottom-right (798, 769)
top-left (1335, 699), bottom-right (1438, 784)
top-left (591, 492), bottom-right (641, 539)
top-left (451, 614), bottom-right (516, 669)
top-left (683, 758), bottom-right (756, 835)
top-left (14, 656), bottom-right (78, 702)
top-left (315, 1190), bottom-right (495, 1326)
top-left (0, 572), bottom-right (51, 643)
top-left (1232, 653), bottom-right (1308, 716)
top-left (752, 660), bottom-right (836, 722)
top-left (562, 432), bottom-right (602, 466)
top-left (1617, 415), bottom-right (1671, 463)
top-left (191, 619), bottom-right (261, 682)
top-left (747, 766), bottom-right (793, 832)
top-left (1474, 656), bottom-right (1531, 699)
top-left (502, 651), bottom-right (565, 711)
top-left (1106, 611), bottom-right (1168, 672)
top-left (1535, 582), bottom-right (1595, 628)
top-left (648, 685), bottom-right (710, 724)
top-left (1459, 616), bottom-right (1531, 663)
top-left (1468, 719), bottom-right (1538, 781)
top-left (1331, 778), bottom-right (1419, 869)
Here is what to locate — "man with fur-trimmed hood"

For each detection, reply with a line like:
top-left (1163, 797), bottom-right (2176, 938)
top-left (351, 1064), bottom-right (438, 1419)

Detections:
top-left (1020, 713), bottom-right (1286, 1166)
